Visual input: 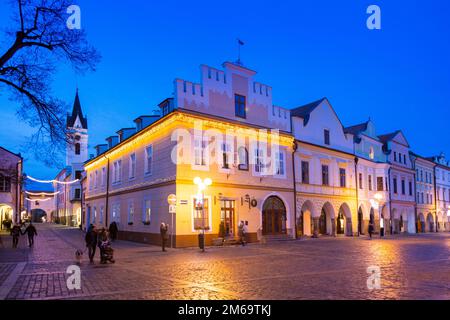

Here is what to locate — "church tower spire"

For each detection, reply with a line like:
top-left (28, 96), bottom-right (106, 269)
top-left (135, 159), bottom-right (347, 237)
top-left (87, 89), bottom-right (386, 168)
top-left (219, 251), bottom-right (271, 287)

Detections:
top-left (66, 89), bottom-right (88, 166)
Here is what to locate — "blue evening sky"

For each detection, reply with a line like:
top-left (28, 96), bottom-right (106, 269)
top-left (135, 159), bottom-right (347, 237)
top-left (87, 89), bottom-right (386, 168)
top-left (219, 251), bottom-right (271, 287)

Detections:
top-left (0, 0), bottom-right (449, 182)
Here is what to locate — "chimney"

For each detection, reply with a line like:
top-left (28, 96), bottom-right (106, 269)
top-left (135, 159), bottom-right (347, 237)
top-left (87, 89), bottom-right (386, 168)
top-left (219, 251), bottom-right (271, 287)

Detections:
top-left (106, 136), bottom-right (119, 148)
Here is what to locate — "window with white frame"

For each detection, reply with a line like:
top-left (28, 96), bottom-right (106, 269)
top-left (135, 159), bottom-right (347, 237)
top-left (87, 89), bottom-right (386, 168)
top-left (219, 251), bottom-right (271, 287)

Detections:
top-left (112, 203), bottom-right (120, 223)
top-left (194, 137), bottom-right (208, 166)
top-left (101, 167), bottom-right (106, 187)
top-left (221, 142), bottom-right (232, 169)
top-left (193, 196), bottom-right (210, 230)
top-left (128, 201), bottom-right (134, 224)
top-left (129, 153), bottom-right (136, 179)
top-left (89, 173), bottom-right (93, 190)
top-left (143, 199), bottom-right (151, 224)
top-left (238, 146), bottom-right (249, 170)
top-left (145, 145), bottom-right (153, 174)
top-left (254, 147), bottom-right (265, 174)
top-left (113, 160), bottom-right (122, 183)
top-left (275, 151), bottom-right (285, 176)
top-left (94, 170), bottom-right (98, 189)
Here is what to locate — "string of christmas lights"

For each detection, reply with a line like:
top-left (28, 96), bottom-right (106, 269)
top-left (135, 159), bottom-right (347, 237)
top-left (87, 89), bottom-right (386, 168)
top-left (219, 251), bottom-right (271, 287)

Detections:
top-left (25, 191), bottom-right (60, 196)
top-left (25, 197), bottom-right (52, 202)
top-left (26, 175), bottom-right (80, 185)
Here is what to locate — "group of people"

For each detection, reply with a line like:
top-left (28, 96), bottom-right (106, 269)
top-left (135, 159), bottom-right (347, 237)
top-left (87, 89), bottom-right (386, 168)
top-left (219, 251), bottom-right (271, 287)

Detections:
top-left (5, 221), bottom-right (38, 248)
top-left (84, 221), bottom-right (118, 263)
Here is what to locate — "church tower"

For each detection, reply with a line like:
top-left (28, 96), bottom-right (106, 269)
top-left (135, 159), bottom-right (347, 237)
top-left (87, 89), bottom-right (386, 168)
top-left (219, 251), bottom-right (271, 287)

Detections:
top-left (66, 89), bottom-right (88, 167)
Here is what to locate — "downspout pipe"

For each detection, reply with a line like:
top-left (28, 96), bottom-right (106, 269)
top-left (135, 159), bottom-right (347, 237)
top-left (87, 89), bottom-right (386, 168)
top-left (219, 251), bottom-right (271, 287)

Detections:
top-left (292, 142), bottom-right (298, 239)
top-left (290, 116), bottom-right (298, 239)
top-left (433, 165), bottom-right (438, 232)
top-left (354, 156), bottom-right (359, 236)
top-left (104, 156), bottom-right (110, 229)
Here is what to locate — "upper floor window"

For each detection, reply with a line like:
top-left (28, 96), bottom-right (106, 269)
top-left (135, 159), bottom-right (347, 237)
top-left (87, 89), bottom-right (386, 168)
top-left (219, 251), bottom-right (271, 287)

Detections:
top-left (238, 147), bottom-right (249, 171)
top-left (275, 152), bottom-right (285, 176)
top-left (145, 145), bottom-right (153, 175)
top-left (324, 129), bottom-right (330, 145)
top-left (401, 179), bottom-right (406, 195)
top-left (75, 170), bottom-right (82, 180)
top-left (359, 173), bottom-right (363, 189)
top-left (403, 154), bottom-right (406, 164)
top-left (322, 165), bottom-right (329, 186)
top-left (394, 152), bottom-right (397, 162)
top-left (254, 148), bottom-right (265, 174)
top-left (94, 170), bottom-right (98, 189)
top-left (113, 160), bottom-right (122, 183)
top-left (221, 143), bottom-right (232, 169)
top-left (75, 143), bottom-right (81, 155)
top-left (194, 138), bottom-right (208, 167)
top-left (393, 177), bottom-right (398, 194)
top-left (377, 177), bottom-right (384, 191)
top-left (339, 168), bottom-right (346, 188)
top-left (74, 188), bottom-right (81, 199)
top-left (368, 175), bottom-right (373, 191)
top-left (409, 181), bottom-right (413, 196)
top-left (301, 161), bottom-right (309, 184)
top-left (235, 94), bottom-right (246, 118)
top-left (101, 167), bottom-right (106, 186)
top-left (129, 153), bottom-right (136, 179)
top-left (369, 147), bottom-right (374, 160)
top-left (0, 176), bottom-right (11, 192)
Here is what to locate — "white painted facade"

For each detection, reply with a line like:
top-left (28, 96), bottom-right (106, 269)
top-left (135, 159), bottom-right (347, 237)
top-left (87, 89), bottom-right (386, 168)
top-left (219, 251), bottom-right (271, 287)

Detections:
top-left (428, 153), bottom-right (450, 231)
top-left (380, 131), bottom-right (416, 234)
top-left (292, 98), bottom-right (358, 237)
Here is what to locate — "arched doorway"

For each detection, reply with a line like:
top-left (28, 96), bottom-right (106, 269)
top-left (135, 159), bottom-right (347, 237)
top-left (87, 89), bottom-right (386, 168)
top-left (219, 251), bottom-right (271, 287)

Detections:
top-left (262, 196), bottom-right (287, 235)
top-left (0, 204), bottom-right (14, 230)
top-left (319, 202), bottom-right (334, 235)
top-left (358, 207), bottom-right (364, 235)
top-left (299, 201), bottom-right (314, 237)
top-left (399, 214), bottom-right (404, 233)
top-left (426, 213), bottom-right (434, 232)
top-left (338, 203), bottom-right (352, 236)
top-left (31, 209), bottom-right (47, 223)
top-left (418, 213), bottom-right (425, 233)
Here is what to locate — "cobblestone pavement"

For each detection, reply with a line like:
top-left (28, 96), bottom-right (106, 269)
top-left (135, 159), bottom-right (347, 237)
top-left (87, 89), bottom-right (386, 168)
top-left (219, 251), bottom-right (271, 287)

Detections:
top-left (0, 224), bottom-right (449, 300)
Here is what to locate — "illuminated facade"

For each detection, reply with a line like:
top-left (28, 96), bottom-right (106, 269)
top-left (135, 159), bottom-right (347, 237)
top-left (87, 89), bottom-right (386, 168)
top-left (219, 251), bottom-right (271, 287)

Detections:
top-left (84, 62), bottom-right (295, 247)
top-left (291, 98), bottom-right (358, 237)
top-left (0, 146), bottom-right (23, 227)
top-left (428, 153), bottom-right (450, 231)
top-left (379, 131), bottom-right (416, 234)
top-left (410, 153), bottom-right (436, 232)
top-left (344, 120), bottom-right (391, 235)
top-left (53, 90), bottom-right (87, 227)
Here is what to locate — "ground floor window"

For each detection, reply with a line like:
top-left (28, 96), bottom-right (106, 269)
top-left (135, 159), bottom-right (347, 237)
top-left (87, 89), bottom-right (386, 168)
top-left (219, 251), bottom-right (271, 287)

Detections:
top-left (193, 196), bottom-right (210, 230)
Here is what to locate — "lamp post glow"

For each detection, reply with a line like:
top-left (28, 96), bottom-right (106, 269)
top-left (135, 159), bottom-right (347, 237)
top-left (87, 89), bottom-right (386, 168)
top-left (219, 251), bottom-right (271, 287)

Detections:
top-left (193, 177), bottom-right (212, 252)
top-left (372, 193), bottom-right (385, 236)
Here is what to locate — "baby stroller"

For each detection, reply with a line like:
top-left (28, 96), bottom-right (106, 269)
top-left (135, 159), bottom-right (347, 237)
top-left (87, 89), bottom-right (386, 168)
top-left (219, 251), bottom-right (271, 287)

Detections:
top-left (100, 240), bottom-right (115, 264)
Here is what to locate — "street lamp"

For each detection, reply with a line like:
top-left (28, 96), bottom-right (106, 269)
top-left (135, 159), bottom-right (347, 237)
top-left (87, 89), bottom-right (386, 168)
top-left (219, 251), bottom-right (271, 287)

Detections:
top-left (193, 177), bottom-right (212, 252)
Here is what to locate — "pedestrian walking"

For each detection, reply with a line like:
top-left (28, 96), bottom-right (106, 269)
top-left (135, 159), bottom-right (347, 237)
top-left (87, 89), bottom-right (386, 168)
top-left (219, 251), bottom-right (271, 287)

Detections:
top-left (238, 221), bottom-right (246, 246)
top-left (109, 221), bottom-right (118, 241)
top-left (84, 224), bottom-right (98, 263)
top-left (10, 224), bottom-right (21, 248)
top-left (368, 222), bottom-right (374, 240)
top-left (160, 222), bottom-right (168, 252)
top-left (22, 222), bottom-right (38, 247)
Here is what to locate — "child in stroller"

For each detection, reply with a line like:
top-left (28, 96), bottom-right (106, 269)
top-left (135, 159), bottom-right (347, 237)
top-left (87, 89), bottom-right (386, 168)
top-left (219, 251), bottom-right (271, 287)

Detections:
top-left (98, 229), bottom-right (115, 264)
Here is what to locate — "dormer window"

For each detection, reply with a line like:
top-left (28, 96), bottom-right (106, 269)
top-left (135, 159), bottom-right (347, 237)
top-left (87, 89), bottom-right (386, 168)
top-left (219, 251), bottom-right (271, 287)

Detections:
top-left (369, 147), bottom-right (374, 160)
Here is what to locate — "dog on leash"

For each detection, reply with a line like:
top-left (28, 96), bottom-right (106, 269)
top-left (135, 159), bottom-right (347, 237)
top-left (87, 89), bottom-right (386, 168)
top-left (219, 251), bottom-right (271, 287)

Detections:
top-left (75, 249), bottom-right (84, 265)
